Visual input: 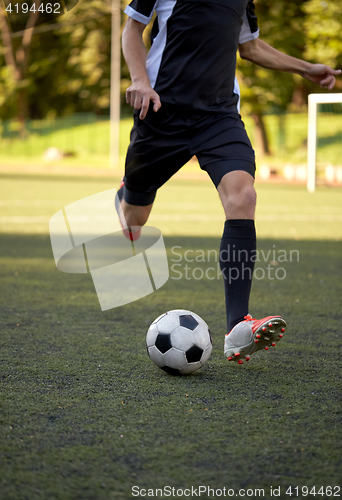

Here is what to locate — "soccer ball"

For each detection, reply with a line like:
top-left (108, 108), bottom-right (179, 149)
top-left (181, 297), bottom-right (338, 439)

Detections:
top-left (146, 309), bottom-right (212, 375)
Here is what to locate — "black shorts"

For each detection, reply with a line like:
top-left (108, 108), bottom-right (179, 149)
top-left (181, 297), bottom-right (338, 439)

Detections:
top-left (124, 103), bottom-right (255, 206)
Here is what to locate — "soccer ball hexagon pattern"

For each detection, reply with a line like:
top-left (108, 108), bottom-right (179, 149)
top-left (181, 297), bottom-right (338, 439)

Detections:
top-left (146, 310), bottom-right (212, 375)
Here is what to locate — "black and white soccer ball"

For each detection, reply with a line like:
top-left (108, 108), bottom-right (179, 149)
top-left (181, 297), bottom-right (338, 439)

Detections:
top-left (146, 309), bottom-right (212, 375)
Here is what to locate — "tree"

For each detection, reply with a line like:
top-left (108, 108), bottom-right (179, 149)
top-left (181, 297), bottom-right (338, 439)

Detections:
top-left (0, 1), bottom-right (42, 129)
top-left (54, 0), bottom-right (112, 115)
top-left (303, 0), bottom-right (342, 89)
top-left (237, 0), bottom-right (308, 157)
top-left (0, 0), bottom-right (125, 120)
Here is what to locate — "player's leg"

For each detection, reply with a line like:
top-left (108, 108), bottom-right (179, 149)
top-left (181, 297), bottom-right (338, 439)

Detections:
top-left (117, 104), bottom-right (192, 239)
top-left (196, 114), bottom-right (286, 363)
top-left (212, 169), bottom-right (286, 364)
top-left (121, 199), bottom-right (153, 228)
top-left (115, 179), bottom-right (155, 240)
top-left (216, 169), bottom-right (257, 333)
top-left (217, 169), bottom-right (256, 220)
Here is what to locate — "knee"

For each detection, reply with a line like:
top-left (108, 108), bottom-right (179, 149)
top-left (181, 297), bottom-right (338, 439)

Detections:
top-left (223, 185), bottom-right (256, 219)
top-left (123, 204), bottom-right (150, 228)
top-left (125, 213), bottom-right (148, 228)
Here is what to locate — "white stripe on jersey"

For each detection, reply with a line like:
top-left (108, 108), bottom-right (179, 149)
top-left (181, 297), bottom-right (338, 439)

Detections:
top-left (124, 0), bottom-right (259, 112)
top-left (239, 11), bottom-right (260, 44)
top-left (124, 5), bottom-right (154, 25)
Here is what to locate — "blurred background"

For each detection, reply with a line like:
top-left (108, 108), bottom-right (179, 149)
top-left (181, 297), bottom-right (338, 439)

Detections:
top-left (0, 0), bottom-right (341, 181)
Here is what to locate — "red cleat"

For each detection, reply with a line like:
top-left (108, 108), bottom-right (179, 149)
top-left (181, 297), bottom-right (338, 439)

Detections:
top-left (224, 314), bottom-right (287, 364)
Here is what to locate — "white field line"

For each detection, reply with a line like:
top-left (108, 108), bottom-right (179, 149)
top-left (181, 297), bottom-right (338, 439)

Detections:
top-left (0, 200), bottom-right (341, 213)
top-left (0, 200), bottom-right (69, 206)
top-left (151, 214), bottom-right (342, 222)
top-left (0, 214), bottom-right (342, 223)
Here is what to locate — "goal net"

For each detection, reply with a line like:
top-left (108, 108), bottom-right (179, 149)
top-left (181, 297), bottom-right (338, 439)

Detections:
top-left (307, 93), bottom-right (342, 192)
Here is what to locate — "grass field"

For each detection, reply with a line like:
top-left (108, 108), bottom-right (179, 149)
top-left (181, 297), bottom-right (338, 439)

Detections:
top-left (0, 111), bottom-right (341, 171)
top-left (1, 171), bottom-right (341, 500)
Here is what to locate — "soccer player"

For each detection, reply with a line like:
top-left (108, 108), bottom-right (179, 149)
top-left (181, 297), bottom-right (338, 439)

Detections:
top-left (116, 0), bottom-right (340, 364)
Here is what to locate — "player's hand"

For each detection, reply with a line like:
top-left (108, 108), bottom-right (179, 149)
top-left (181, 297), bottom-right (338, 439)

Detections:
top-left (126, 81), bottom-right (161, 120)
top-left (302, 64), bottom-right (341, 90)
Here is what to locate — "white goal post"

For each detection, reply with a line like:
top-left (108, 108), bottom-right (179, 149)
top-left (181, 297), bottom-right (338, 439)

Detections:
top-left (307, 93), bottom-right (342, 193)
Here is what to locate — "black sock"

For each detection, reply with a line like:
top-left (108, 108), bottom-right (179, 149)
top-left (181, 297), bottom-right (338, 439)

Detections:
top-left (219, 219), bottom-right (256, 332)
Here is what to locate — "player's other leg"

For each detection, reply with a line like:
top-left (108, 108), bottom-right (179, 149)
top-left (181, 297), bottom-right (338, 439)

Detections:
top-left (116, 103), bottom-right (192, 241)
top-left (217, 170), bottom-right (286, 364)
top-left (121, 198), bottom-right (153, 228)
top-left (115, 179), bottom-right (153, 241)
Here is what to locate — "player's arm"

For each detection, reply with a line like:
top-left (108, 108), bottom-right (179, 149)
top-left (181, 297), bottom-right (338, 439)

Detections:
top-left (238, 38), bottom-right (341, 90)
top-left (122, 17), bottom-right (161, 119)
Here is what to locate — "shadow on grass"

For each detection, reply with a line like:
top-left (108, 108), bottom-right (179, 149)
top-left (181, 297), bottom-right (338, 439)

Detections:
top-left (1, 233), bottom-right (341, 499)
top-left (317, 131), bottom-right (342, 148)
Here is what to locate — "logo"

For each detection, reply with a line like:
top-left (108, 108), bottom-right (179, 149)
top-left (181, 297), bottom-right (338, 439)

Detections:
top-left (49, 189), bottom-right (169, 310)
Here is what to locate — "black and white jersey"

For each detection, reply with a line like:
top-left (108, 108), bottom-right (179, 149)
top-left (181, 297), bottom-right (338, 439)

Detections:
top-left (124, 0), bottom-right (259, 113)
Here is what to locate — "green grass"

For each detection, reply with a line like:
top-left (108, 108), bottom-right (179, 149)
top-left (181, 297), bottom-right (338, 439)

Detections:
top-left (252, 112), bottom-right (342, 166)
top-left (0, 173), bottom-right (341, 499)
top-left (0, 111), bottom-right (341, 170)
top-left (0, 172), bottom-right (341, 239)
top-left (0, 117), bottom-right (134, 169)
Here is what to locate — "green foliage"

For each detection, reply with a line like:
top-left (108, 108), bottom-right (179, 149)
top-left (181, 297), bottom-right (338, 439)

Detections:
top-left (56, 0), bottom-right (112, 114)
top-left (0, 0), bottom-right (341, 120)
top-left (303, 0), bottom-right (342, 69)
top-left (32, 0), bottom-right (130, 119)
top-left (0, 0), bottom-right (128, 119)
top-left (238, 0), bottom-right (308, 114)
top-left (0, 65), bottom-right (17, 115)
top-left (238, 0), bottom-right (342, 116)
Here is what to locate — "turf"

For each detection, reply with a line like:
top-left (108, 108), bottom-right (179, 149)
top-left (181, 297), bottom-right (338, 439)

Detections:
top-left (0, 172), bottom-right (341, 499)
top-left (0, 111), bottom-right (341, 169)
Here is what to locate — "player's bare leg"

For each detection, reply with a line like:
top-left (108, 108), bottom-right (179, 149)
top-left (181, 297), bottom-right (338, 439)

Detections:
top-left (116, 199), bottom-right (153, 241)
top-left (115, 180), bottom-right (153, 241)
top-left (217, 170), bottom-right (256, 220)
top-left (120, 199), bottom-right (153, 228)
top-left (216, 170), bottom-right (286, 364)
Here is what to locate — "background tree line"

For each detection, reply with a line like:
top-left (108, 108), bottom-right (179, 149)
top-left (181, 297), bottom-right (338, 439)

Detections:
top-left (0, 0), bottom-right (341, 150)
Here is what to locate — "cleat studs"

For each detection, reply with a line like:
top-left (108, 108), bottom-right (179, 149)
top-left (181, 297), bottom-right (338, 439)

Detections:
top-left (254, 339), bottom-right (259, 343)
top-left (262, 327), bottom-right (267, 332)
top-left (235, 352), bottom-right (240, 357)
top-left (265, 346), bottom-right (269, 350)
top-left (238, 360), bottom-right (244, 364)
top-left (272, 342), bottom-right (276, 346)
top-left (245, 356), bottom-right (250, 361)
top-left (256, 334), bottom-right (261, 339)
top-left (281, 328), bottom-right (285, 333)
top-left (279, 334), bottom-right (283, 338)
top-left (228, 357), bottom-right (232, 361)
top-left (268, 323), bottom-right (273, 327)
